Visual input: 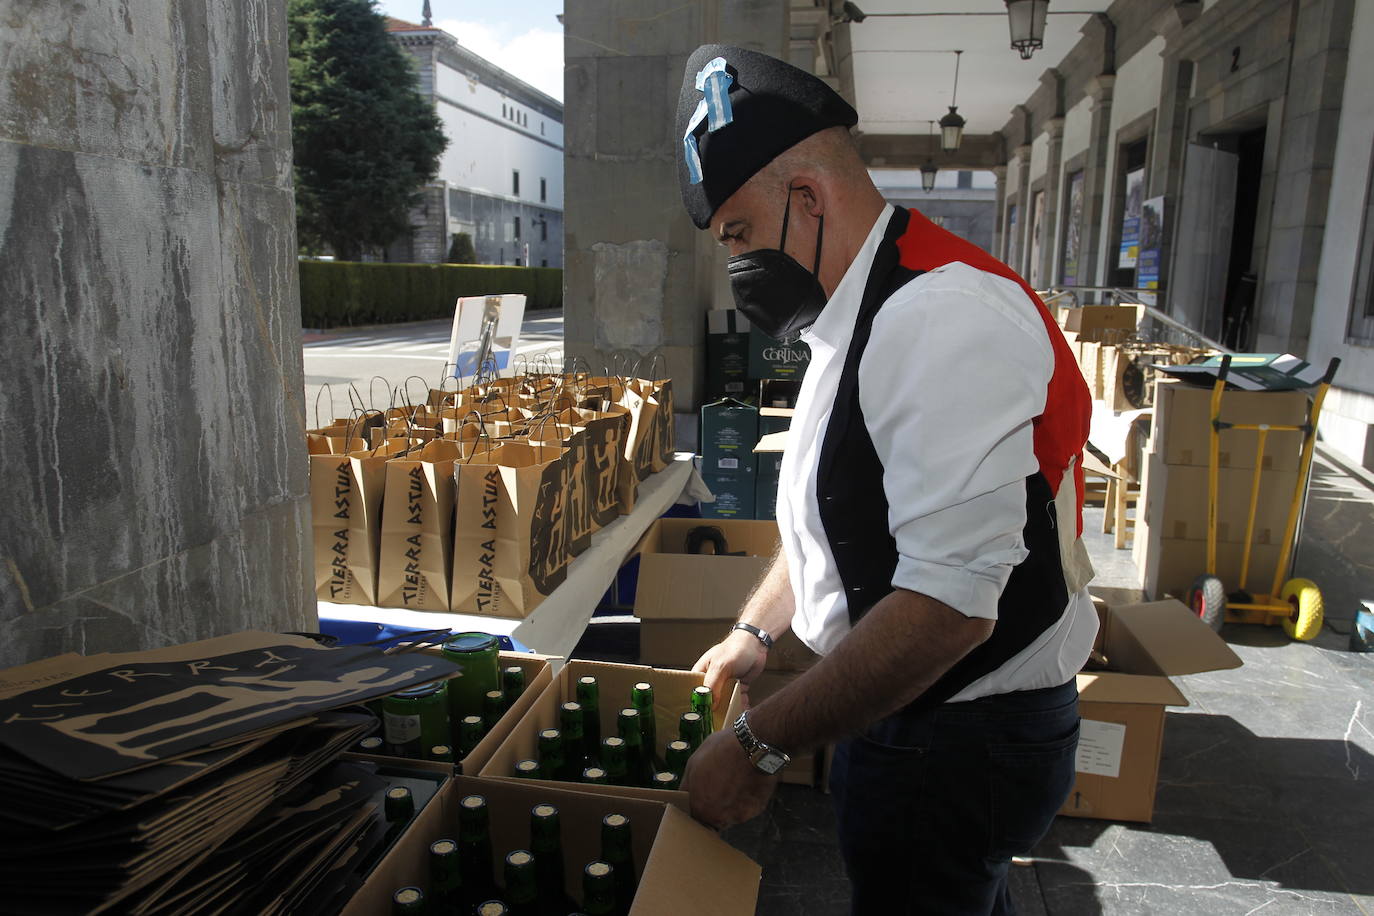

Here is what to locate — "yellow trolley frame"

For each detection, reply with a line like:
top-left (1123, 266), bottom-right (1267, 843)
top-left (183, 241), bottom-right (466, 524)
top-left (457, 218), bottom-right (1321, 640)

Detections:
top-left (1190, 354), bottom-right (1340, 640)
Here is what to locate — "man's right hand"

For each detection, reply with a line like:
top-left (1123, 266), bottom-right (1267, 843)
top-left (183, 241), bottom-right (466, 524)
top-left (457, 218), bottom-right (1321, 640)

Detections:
top-left (693, 629), bottom-right (769, 707)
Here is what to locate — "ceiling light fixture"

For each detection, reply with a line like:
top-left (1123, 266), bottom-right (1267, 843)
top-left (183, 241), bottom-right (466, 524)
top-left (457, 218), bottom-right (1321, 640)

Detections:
top-left (1006, 0), bottom-right (1050, 59)
top-left (938, 50), bottom-right (965, 153)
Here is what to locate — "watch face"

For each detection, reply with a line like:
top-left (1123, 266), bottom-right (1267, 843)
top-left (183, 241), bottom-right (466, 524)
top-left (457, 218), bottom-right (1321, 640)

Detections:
top-left (755, 750), bottom-right (787, 775)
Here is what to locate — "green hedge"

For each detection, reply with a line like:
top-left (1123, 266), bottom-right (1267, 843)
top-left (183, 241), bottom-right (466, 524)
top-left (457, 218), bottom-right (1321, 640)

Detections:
top-left (299, 261), bottom-right (563, 328)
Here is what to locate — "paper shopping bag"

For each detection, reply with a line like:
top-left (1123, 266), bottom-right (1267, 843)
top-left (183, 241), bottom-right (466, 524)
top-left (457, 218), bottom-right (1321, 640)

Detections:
top-left (309, 437), bottom-right (367, 603)
top-left (491, 442), bottom-right (571, 618)
top-left (526, 418), bottom-right (592, 557)
top-left (376, 439), bottom-right (466, 610)
top-left (449, 440), bottom-right (507, 614)
top-left (558, 406), bottom-right (625, 530)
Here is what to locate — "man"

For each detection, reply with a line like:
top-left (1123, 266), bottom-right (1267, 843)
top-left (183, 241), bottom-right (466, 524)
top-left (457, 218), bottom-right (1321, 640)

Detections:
top-left (676, 45), bottom-right (1098, 914)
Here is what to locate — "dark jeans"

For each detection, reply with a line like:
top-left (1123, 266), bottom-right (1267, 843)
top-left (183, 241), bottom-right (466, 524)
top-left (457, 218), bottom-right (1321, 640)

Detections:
top-left (830, 680), bottom-right (1080, 915)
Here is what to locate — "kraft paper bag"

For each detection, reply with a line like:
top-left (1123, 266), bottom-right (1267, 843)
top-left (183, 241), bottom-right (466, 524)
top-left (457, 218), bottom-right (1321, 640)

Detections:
top-left (492, 441), bottom-right (571, 619)
top-left (449, 440), bottom-right (507, 615)
top-left (559, 406), bottom-right (625, 531)
top-left (376, 438), bottom-right (466, 611)
top-left (308, 436), bottom-right (368, 604)
top-left (623, 384), bottom-right (658, 482)
top-left (633, 375), bottom-right (676, 473)
top-left (526, 419), bottom-right (592, 557)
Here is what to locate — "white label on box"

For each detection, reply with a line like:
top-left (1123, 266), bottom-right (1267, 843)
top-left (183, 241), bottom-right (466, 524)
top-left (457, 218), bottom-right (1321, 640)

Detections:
top-left (1076, 719), bottom-right (1126, 778)
top-left (717, 457), bottom-right (739, 469)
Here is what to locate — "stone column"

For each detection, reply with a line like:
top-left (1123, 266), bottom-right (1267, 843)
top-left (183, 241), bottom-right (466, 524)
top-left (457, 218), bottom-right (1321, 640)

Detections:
top-left (992, 164), bottom-right (1008, 261)
top-left (1080, 74), bottom-right (1115, 294)
top-left (1039, 118), bottom-right (1065, 288)
top-left (1013, 144), bottom-right (1033, 277)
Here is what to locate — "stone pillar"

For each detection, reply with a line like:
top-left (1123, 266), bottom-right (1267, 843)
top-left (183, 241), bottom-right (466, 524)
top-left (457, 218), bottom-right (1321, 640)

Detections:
top-left (562, 0), bottom-right (789, 412)
top-left (1039, 118), bottom-right (1065, 288)
top-left (1012, 144), bottom-right (1033, 277)
top-left (1080, 74), bottom-right (1116, 294)
top-left (0, 0), bottom-right (312, 666)
top-left (991, 164), bottom-right (1008, 261)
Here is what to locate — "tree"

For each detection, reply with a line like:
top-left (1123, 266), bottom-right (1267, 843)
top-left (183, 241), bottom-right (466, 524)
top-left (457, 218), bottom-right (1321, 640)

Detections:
top-left (288, 0), bottom-right (448, 261)
top-left (446, 231), bottom-right (477, 264)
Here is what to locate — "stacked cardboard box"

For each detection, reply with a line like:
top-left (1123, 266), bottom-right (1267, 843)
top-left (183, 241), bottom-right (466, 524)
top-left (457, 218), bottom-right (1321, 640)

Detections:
top-left (705, 310), bottom-right (751, 402)
top-left (699, 398), bottom-right (758, 519)
top-left (754, 408), bottom-right (791, 521)
top-left (1133, 380), bottom-right (1309, 599)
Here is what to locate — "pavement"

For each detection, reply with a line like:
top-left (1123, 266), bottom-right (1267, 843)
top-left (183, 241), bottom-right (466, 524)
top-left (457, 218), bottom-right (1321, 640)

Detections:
top-left (303, 315), bottom-right (1374, 914)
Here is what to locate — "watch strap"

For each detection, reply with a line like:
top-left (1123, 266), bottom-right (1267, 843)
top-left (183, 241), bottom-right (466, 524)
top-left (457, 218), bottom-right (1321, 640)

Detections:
top-left (731, 622), bottom-right (774, 649)
top-left (734, 710), bottom-right (791, 772)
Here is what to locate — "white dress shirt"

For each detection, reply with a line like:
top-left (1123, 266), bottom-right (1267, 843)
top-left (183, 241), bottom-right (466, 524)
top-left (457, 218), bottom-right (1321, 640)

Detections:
top-left (777, 204), bottom-right (1097, 701)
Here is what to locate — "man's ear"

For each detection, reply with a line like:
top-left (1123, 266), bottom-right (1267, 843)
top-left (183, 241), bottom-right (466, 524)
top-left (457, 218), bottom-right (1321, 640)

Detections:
top-left (792, 178), bottom-right (824, 217)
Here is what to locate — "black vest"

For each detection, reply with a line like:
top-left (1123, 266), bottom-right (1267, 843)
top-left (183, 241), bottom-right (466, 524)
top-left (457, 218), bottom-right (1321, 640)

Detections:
top-left (815, 207), bottom-right (1070, 709)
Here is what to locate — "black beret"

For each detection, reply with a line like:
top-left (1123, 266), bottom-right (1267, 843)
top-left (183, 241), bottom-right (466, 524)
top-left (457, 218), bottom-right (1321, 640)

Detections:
top-left (677, 44), bottom-right (858, 229)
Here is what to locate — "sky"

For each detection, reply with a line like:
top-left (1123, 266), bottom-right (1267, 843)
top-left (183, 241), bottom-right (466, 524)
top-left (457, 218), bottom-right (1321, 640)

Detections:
top-left (376, 0), bottom-right (565, 101)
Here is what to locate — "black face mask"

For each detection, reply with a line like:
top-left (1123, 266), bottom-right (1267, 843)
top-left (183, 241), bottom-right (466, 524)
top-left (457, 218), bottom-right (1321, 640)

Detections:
top-left (726, 189), bottom-right (826, 343)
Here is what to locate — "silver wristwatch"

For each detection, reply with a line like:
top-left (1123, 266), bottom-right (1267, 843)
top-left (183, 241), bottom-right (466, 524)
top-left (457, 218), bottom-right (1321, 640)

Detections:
top-left (733, 710), bottom-right (791, 775)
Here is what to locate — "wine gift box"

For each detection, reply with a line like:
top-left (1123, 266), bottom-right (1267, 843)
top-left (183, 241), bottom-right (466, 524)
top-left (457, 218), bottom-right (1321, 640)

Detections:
top-left (342, 774), bottom-right (761, 915)
top-left (480, 659), bottom-right (727, 808)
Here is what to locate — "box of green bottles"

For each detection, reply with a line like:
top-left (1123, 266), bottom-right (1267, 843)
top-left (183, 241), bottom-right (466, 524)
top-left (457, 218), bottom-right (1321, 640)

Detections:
top-left (354, 649), bottom-right (556, 778)
top-left (479, 659), bottom-right (728, 806)
top-left (343, 774), bottom-right (761, 915)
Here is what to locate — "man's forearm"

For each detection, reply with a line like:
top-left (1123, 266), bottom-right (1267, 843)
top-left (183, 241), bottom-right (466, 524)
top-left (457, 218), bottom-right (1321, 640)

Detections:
top-left (746, 588), bottom-right (993, 754)
top-left (736, 548), bottom-right (796, 637)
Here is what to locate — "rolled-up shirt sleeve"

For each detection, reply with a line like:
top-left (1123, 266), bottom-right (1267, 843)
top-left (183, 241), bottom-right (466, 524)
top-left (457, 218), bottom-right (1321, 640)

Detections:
top-left (857, 264), bottom-right (1055, 620)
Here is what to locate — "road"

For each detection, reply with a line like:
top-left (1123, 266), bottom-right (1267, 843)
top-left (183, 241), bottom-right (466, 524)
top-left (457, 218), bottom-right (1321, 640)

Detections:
top-left (301, 309), bottom-right (564, 426)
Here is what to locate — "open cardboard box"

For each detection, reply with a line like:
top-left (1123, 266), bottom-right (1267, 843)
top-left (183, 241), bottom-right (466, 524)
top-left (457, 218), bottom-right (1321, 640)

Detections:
top-left (1064, 598), bottom-right (1242, 822)
top-left (343, 773), bottom-right (761, 915)
top-left (633, 518), bottom-right (817, 671)
top-left (481, 659), bottom-right (728, 808)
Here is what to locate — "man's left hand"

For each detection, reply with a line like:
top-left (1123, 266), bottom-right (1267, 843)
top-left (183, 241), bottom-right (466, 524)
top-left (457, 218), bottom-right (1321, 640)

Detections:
top-left (681, 727), bottom-right (779, 830)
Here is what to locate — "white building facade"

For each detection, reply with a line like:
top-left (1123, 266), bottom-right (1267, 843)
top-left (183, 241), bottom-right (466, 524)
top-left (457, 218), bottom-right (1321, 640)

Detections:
top-left (387, 18), bottom-right (563, 267)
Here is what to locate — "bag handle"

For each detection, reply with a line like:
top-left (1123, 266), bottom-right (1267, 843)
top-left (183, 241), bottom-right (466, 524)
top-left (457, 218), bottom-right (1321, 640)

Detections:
top-left (313, 383), bottom-right (336, 431)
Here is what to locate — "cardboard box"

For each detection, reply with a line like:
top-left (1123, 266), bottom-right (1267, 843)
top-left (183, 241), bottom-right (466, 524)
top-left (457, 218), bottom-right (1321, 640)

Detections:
top-left (480, 659), bottom-right (719, 806)
top-left (699, 472), bottom-right (756, 520)
top-left (633, 518), bottom-right (817, 672)
top-left (1137, 451), bottom-right (1299, 545)
top-left (1063, 599), bottom-right (1242, 823)
top-left (1079, 341), bottom-right (1103, 400)
top-left (344, 773), bottom-right (761, 915)
top-left (1136, 530), bottom-right (1285, 601)
top-left (705, 309), bottom-right (751, 401)
top-left (722, 671), bottom-right (830, 789)
top-left (755, 476), bottom-right (780, 522)
top-left (1062, 305), bottom-right (1139, 342)
top-left (700, 398), bottom-right (758, 477)
top-left (1151, 380), bottom-right (1309, 470)
top-left (747, 326), bottom-right (811, 380)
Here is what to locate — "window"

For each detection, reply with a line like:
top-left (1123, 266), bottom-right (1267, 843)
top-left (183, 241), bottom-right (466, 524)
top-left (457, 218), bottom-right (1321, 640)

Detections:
top-left (512, 171), bottom-right (520, 196)
top-left (540, 178), bottom-right (547, 203)
top-left (502, 104), bottom-right (507, 118)
top-left (541, 122), bottom-right (545, 135)
top-left (515, 257), bottom-right (523, 266)
top-left (540, 219), bottom-right (547, 242)
top-left (514, 216), bottom-right (521, 239)
top-left (541, 259), bottom-right (548, 267)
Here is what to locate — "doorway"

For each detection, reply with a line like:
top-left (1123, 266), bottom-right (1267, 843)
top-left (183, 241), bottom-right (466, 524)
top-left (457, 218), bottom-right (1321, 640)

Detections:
top-left (1218, 126), bottom-right (1266, 349)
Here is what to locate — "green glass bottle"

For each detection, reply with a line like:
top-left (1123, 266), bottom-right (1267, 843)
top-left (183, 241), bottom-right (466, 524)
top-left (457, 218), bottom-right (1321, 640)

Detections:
top-left (581, 766), bottom-right (608, 785)
top-left (430, 744), bottom-right (454, 763)
top-left (690, 685), bottom-right (714, 736)
top-left (575, 676), bottom-right (602, 753)
top-left (458, 714), bottom-right (487, 758)
top-left (651, 771), bottom-right (679, 790)
top-left (664, 739), bottom-right (692, 779)
top-left (503, 849), bottom-right (539, 916)
top-left (600, 737), bottom-right (628, 786)
top-left (475, 902), bottom-right (509, 916)
top-left (483, 688), bottom-right (508, 730)
top-left (391, 886), bottom-right (425, 915)
top-left (678, 712), bottom-right (705, 752)
top-left (357, 735), bottom-right (384, 754)
top-left (581, 861), bottom-right (616, 916)
top-left (616, 708), bottom-right (653, 787)
top-left (513, 758), bottom-right (542, 779)
top-left (458, 794), bottom-right (496, 908)
top-left (429, 838), bottom-right (462, 911)
top-left (629, 683), bottom-right (659, 770)
top-left (384, 785), bottom-right (415, 823)
top-left (560, 702), bottom-right (593, 777)
top-left (503, 665), bottom-right (527, 703)
top-left (442, 632), bottom-right (503, 724)
top-left (537, 727), bottom-right (566, 783)
top-left (600, 814), bottom-right (637, 914)
top-left (530, 803), bottom-right (576, 915)
top-left (383, 681), bottom-right (452, 758)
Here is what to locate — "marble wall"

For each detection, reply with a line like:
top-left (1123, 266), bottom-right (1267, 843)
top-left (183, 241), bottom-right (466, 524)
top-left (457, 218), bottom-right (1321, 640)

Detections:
top-left (0, 0), bottom-right (313, 666)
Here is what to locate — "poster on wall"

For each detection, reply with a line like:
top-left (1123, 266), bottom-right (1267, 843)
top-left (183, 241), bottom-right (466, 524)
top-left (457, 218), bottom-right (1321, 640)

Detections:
top-left (1136, 195), bottom-right (1165, 305)
top-left (1006, 203), bottom-right (1019, 266)
top-left (1061, 171), bottom-right (1085, 286)
top-left (1028, 190), bottom-right (1046, 288)
top-left (1118, 167), bottom-right (1145, 269)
